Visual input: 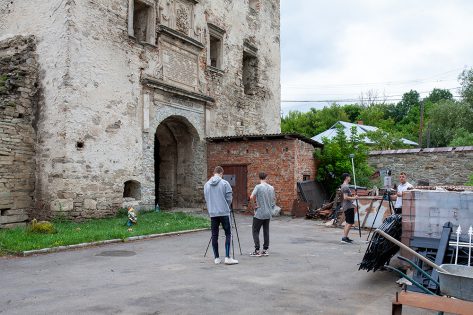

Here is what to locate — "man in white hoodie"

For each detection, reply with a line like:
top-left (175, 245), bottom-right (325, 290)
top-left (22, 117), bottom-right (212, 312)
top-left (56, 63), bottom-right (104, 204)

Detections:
top-left (204, 166), bottom-right (238, 265)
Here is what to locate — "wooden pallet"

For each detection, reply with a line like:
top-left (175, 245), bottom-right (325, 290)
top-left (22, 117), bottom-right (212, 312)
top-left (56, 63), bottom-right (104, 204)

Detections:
top-left (392, 291), bottom-right (473, 315)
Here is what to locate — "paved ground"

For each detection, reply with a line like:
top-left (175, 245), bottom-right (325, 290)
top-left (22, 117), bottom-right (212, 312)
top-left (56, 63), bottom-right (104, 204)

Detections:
top-left (0, 215), bottom-right (430, 315)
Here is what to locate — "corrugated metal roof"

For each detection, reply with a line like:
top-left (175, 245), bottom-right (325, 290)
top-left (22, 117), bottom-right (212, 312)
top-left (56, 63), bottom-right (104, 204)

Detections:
top-left (206, 133), bottom-right (323, 147)
top-left (311, 121), bottom-right (418, 146)
top-left (369, 146), bottom-right (473, 155)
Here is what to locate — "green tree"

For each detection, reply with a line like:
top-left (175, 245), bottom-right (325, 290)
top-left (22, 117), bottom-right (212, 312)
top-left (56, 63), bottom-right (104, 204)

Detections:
top-left (315, 125), bottom-right (373, 193)
top-left (427, 100), bottom-right (473, 147)
top-left (394, 90), bottom-right (420, 123)
top-left (342, 104), bottom-right (363, 122)
top-left (449, 128), bottom-right (473, 147)
top-left (466, 173), bottom-right (473, 186)
top-left (281, 104), bottom-right (349, 138)
top-left (281, 110), bottom-right (317, 137)
top-left (423, 88), bottom-right (453, 104)
top-left (365, 129), bottom-right (409, 150)
top-left (459, 68), bottom-right (473, 105)
top-left (357, 104), bottom-right (396, 130)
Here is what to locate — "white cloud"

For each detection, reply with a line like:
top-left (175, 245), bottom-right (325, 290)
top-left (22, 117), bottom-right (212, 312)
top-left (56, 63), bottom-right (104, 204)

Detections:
top-left (281, 0), bottom-right (473, 113)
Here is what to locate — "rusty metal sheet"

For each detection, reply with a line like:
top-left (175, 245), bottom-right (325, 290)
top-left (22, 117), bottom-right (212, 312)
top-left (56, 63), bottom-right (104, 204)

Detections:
top-left (297, 180), bottom-right (328, 210)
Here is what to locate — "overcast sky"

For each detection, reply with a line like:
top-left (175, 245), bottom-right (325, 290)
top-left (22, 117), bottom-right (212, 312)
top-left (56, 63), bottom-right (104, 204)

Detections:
top-left (281, 1), bottom-right (473, 114)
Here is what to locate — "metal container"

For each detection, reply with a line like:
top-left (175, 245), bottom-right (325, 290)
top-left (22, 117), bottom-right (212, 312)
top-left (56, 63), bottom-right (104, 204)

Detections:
top-left (438, 264), bottom-right (473, 302)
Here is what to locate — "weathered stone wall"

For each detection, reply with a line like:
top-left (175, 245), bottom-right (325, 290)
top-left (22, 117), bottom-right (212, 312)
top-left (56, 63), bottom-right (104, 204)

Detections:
top-left (368, 147), bottom-right (473, 186)
top-left (207, 138), bottom-right (317, 214)
top-left (0, 35), bottom-right (39, 228)
top-left (1, 0), bottom-right (281, 218)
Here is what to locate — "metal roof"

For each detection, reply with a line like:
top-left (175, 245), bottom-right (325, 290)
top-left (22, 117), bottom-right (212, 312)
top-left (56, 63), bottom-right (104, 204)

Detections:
top-left (311, 121), bottom-right (418, 146)
top-left (206, 133), bottom-right (323, 147)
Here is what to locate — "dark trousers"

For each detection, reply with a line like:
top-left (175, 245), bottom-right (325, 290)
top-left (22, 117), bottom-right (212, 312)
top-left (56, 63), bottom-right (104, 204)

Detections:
top-left (252, 217), bottom-right (270, 250)
top-left (211, 216), bottom-right (231, 258)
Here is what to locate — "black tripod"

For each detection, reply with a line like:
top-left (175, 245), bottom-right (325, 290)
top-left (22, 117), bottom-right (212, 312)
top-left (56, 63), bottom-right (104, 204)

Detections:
top-left (204, 209), bottom-right (242, 258)
top-left (366, 189), bottom-right (395, 241)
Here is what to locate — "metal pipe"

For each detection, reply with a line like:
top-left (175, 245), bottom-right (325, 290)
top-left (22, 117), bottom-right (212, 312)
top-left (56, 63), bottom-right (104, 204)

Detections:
top-left (374, 229), bottom-right (450, 274)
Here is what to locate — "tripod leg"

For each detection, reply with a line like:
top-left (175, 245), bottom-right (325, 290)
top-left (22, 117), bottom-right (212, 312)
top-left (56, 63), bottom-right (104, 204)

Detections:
top-left (231, 210), bottom-right (242, 255)
top-left (204, 235), bottom-right (212, 258)
top-left (231, 226), bottom-right (235, 259)
top-left (366, 197), bottom-right (384, 241)
top-left (355, 199), bottom-right (362, 238)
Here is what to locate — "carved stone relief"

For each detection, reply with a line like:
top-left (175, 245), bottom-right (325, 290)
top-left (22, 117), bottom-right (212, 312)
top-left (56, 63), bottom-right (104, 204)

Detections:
top-left (157, 0), bottom-right (203, 43)
top-left (175, 2), bottom-right (190, 34)
top-left (161, 41), bottom-right (199, 90)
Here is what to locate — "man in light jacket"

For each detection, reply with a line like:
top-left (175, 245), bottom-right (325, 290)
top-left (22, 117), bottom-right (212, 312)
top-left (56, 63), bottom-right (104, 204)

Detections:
top-left (204, 166), bottom-right (238, 265)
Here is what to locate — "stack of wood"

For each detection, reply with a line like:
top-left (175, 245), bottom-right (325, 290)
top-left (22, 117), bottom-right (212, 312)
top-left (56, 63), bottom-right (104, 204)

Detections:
top-left (306, 201), bottom-right (335, 220)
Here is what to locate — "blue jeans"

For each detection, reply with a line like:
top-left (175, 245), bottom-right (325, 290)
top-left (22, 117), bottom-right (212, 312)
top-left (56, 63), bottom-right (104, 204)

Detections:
top-left (211, 215), bottom-right (231, 258)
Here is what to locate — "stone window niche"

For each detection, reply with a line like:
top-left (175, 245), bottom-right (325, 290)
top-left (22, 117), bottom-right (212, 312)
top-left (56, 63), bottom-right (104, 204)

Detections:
top-left (123, 180), bottom-right (142, 200)
top-left (242, 44), bottom-right (258, 95)
top-left (249, 0), bottom-right (259, 12)
top-left (208, 24), bottom-right (225, 71)
top-left (128, 0), bottom-right (156, 45)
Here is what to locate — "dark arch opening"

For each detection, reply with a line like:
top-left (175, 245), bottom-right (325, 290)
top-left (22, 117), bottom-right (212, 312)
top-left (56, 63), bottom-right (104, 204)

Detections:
top-left (154, 116), bottom-right (199, 209)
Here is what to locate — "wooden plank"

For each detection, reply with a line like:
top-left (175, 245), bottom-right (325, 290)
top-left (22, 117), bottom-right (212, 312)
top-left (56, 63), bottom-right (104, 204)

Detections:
top-left (394, 291), bottom-right (473, 315)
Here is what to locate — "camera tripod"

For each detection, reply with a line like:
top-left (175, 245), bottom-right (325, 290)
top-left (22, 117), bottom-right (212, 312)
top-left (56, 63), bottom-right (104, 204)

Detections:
top-left (366, 189), bottom-right (395, 241)
top-left (203, 209), bottom-right (242, 259)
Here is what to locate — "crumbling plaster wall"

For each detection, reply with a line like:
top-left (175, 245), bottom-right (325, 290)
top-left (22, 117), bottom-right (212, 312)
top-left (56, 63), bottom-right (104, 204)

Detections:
top-left (0, 35), bottom-right (38, 228)
top-left (60, 0), bottom-right (280, 213)
top-left (202, 0), bottom-right (281, 136)
top-left (1, 0), bottom-right (76, 216)
top-left (0, 0), bottom-right (280, 217)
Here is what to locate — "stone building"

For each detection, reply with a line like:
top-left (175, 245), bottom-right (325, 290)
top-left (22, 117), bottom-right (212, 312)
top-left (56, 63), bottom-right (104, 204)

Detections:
top-left (0, 0), bottom-right (280, 226)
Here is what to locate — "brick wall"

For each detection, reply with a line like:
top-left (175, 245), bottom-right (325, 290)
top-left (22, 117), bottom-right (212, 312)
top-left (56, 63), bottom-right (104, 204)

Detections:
top-left (207, 138), bottom-right (317, 214)
top-left (0, 36), bottom-right (39, 228)
top-left (368, 147), bottom-right (473, 186)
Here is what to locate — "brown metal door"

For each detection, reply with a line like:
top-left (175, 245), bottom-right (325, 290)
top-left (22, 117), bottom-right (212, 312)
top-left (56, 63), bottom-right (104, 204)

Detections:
top-left (222, 165), bottom-right (248, 210)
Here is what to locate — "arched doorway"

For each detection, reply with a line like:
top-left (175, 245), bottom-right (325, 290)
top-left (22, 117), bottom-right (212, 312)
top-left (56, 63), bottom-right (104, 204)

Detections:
top-left (154, 116), bottom-right (200, 209)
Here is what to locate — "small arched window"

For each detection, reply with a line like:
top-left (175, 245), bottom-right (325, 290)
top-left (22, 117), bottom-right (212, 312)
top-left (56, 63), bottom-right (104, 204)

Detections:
top-left (123, 180), bottom-right (141, 200)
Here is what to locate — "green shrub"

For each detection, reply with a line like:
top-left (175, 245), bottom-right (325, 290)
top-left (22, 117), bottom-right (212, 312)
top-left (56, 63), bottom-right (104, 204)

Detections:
top-left (30, 219), bottom-right (56, 234)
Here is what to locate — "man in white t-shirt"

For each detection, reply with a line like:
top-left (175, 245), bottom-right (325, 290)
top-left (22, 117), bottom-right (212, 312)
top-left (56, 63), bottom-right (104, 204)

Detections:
top-left (392, 172), bottom-right (413, 214)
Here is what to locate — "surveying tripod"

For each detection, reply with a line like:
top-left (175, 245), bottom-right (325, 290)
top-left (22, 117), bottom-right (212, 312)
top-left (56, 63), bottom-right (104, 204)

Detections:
top-left (366, 189), bottom-right (395, 241)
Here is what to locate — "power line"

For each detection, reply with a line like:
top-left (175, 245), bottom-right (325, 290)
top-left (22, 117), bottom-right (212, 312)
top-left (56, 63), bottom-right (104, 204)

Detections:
top-left (283, 67), bottom-right (464, 88)
top-left (283, 87), bottom-right (460, 98)
top-left (281, 87), bottom-right (461, 103)
top-left (281, 95), bottom-right (462, 103)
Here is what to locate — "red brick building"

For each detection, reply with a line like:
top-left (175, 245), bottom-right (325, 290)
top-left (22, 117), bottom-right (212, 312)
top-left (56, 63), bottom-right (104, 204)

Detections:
top-left (206, 134), bottom-right (322, 215)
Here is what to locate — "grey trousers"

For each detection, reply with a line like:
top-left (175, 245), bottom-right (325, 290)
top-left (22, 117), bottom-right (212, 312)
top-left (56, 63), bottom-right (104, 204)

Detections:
top-left (252, 217), bottom-right (270, 250)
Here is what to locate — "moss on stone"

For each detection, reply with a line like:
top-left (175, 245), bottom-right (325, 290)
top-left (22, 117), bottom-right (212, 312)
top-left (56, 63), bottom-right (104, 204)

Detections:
top-left (0, 74), bottom-right (8, 94)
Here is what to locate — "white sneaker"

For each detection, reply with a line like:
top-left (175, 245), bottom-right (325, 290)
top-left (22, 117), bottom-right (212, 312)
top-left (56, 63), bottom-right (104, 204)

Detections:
top-left (224, 257), bottom-right (239, 265)
top-left (214, 258), bottom-right (222, 264)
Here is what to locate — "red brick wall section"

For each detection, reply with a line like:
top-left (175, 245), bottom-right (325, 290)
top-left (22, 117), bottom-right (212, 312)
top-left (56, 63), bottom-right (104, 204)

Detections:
top-left (295, 141), bottom-right (318, 182)
top-left (207, 139), bottom-right (317, 215)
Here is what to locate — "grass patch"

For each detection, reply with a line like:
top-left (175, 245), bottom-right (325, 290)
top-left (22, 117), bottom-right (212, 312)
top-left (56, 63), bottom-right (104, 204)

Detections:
top-left (0, 211), bottom-right (209, 255)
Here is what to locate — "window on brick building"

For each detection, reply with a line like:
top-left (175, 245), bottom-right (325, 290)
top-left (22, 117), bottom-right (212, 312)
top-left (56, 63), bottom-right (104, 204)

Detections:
top-left (303, 175), bottom-right (311, 181)
top-left (208, 24), bottom-right (225, 70)
top-left (128, 0), bottom-right (156, 45)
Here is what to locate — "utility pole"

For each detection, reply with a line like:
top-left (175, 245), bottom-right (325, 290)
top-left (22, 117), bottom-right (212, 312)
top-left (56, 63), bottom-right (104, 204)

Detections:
top-left (418, 102), bottom-right (424, 148)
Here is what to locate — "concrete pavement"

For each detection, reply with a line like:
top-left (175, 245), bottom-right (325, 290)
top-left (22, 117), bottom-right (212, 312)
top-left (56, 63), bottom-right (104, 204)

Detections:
top-left (0, 215), bottom-right (429, 314)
